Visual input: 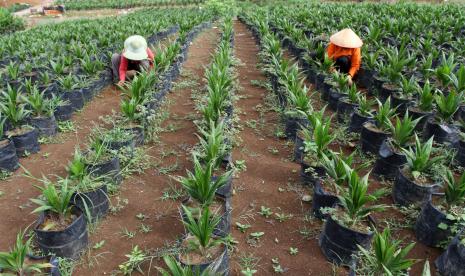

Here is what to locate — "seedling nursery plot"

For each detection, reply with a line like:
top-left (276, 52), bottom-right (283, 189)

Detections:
top-left (0, 0), bottom-right (465, 275)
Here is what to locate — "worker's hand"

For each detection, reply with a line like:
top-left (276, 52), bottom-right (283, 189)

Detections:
top-left (329, 67), bottom-right (336, 73)
top-left (117, 80), bottom-right (125, 87)
top-left (347, 75), bottom-right (353, 86)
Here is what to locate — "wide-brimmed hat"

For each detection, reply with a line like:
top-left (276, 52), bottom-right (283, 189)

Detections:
top-left (123, 35), bottom-right (148, 61)
top-left (330, 29), bottom-right (363, 48)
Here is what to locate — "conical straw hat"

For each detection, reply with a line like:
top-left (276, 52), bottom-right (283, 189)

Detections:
top-left (330, 29), bottom-right (363, 48)
top-left (123, 35), bottom-right (148, 61)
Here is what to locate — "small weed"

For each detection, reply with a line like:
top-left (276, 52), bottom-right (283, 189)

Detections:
top-left (259, 206), bottom-right (273, 218)
top-left (241, 267), bottom-right (258, 276)
top-left (118, 245), bottom-right (146, 275)
top-left (239, 252), bottom-right (260, 275)
top-left (250, 232), bottom-right (265, 240)
top-left (275, 213), bottom-right (292, 222)
top-left (0, 171), bottom-right (12, 180)
top-left (236, 222), bottom-right (251, 233)
top-left (93, 240), bottom-right (105, 250)
top-left (250, 79), bottom-right (269, 88)
top-left (159, 148), bottom-right (178, 159)
top-left (267, 146), bottom-right (279, 155)
top-left (271, 258), bottom-right (286, 273)
top-left (298, 226), bottom-right (318, 240)
top-left (273, 264), bottom-right (285, 273)
top-left (157, 161), bottom-right (180, 175)
top-left (160, 182), bottom-right (185, 201)
top-left (289, 247), bottom-right (298, 255)
top-left (224, 234), bottom-right (239, 252)
top-left (139, 223), bottom-right (152, 234)
top-left (162, 122), bottom-right (181, 133)
top-left (136, 213), bottom-right (147, 221)
top-left (246, 119), bottom-right (258, 129)
top-left (58, 121), bottom-right (76, 133)
top-left (110, 197), bottom-right (128, 214)
top-left (235, 159), bottom-right (247, 171)
top-left (57, 257), bottom-right (76, 276)
top-left (120, 228), bottom-right (136, 239)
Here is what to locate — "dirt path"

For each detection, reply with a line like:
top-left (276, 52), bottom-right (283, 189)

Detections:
top-left (74, 27), bottom-right (220, 275)
top-left (229, 21), bottom-right (340, 276)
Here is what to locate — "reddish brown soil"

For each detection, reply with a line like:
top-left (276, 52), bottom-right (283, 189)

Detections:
top-left (229, 21), bottom-right (344, 276)
top-left (73, 29), bottom-right (220, 274)
top-left (1, 0), bottom-right (43, 8)
top-left (0, 86), bottom-right (121, 250)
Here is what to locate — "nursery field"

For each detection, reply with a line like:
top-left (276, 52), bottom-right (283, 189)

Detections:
top-left (1, 0), bottom-right (465, 275)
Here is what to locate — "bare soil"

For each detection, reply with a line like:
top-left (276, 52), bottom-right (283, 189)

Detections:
top-left (1, 0), bottom-right (43, 8)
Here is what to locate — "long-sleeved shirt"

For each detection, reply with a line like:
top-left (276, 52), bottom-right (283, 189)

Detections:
top-left (119, 48), bottom-right (155, 81)
top-left (326, 42), bottom-right (361, 77)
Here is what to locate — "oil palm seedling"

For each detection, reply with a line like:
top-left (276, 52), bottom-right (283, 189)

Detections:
top-left (415, 169), bottom-right (465, 248)
top-left (356, 228), bottom-right (417, 276)
top-left (434, 53), bottom-right (457, 89)
top-left (0, 85), bottom-right (40, 156)
top-left (24, 87), bottom-right (58, 137)
top-left (0, 230), bottom-right (53, 275)
top-left (423, 90), bottom-right (463, 143)
top-left (319, 164), bottom-right (386, 265)
top-left (389, 112), bottom-right (421, 150)
top-left (408, 80), bottom-right (436, 130)
top-left (0, 86), bottom-right (30, 129)
top-left (361, 97), bottom-right (397, 154)
top-left (434, 90), bottom-right (463, 124)
top-left (80, 54), bottom-right (104, 76)
top-left (349, 93), bottom-right (375, 133)
top-left (300, 115), bottom-right (334, 185)
top-left (178, 206), bottom-right (226, 274)
top-left (393, 135), bottom-right (444, 206)
top-left (392, 75), bottom-right (418, 114)
top-left (177, 156), bottom-right (232, 207)
top-left (196, 120), bottom-right (229, 169)
top-left (303, 116), bottom-right (334, 168)
top-left (158, 255), bottom-right (216, 276)
top-left (0, 115), bottom-right (20, 171)
top-left (337, 84), bottom-right (361, 123)
top-left (373, 111), bottom-right (421, 179)
top-left (378, 47), bottom-right (413, 99)
top-left (30, 177), bottom-right (88, 259)
top-left (450, 65), bottom-right (465, 94)
top-left (336, 165), bottom-right (387, 228)
top-left (30, 178), bottom-right (75, 225)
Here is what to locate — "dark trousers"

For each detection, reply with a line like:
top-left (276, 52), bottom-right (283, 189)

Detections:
top-left (111, 53), bottom-right (150, 82)
top-left (335, 56), bottom-right (351, 75)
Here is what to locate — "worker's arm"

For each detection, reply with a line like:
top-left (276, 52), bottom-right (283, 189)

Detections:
top-left (147, 48), bottom-right (154, 68)
top-left (326, 42), bottom-right (336, 59)
top-left (119, 54), bottom-right (128, 81)
top-left (348, 48), bottom-right (361, 77)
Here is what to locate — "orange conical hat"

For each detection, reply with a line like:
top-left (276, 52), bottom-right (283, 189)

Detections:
top-left (330, 28), bottom-right (363, 48)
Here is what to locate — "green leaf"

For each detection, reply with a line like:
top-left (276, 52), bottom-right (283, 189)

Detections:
top-left (437, 223), bottom-right (448, 230)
